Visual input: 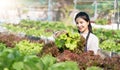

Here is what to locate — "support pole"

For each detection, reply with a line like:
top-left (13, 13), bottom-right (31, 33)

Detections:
top-left (48, 0), bottom-right (52, 21)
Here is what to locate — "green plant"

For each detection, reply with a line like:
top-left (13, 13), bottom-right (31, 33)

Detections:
top-left (0, 48), bottom-right (44, 70)
top-left (86, 66), bottom-right (103, 70)
top-left (16, 40), bottom-right (43, 55)
top-left (100, 39), bottom-right (117, 52)
top-left (41, 54), bottom-right (56, 70)
top-left (95, 18), bottom-right (108, 25)
top-left (55, 31), bottom-right (85, 53)
top-left (0, 43), bottom-right (6, 52)
top-left (48, 61), bottom-right (79, 70)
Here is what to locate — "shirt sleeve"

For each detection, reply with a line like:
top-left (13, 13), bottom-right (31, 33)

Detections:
top-left (87, 34), bottom-right (100, 55)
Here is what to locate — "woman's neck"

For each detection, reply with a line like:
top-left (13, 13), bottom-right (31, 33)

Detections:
top-left (81, 29), bottom-right (89, 34)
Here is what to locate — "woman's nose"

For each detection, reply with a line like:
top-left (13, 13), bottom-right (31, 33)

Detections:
top-left (77, 23), bottom-right (82, 26)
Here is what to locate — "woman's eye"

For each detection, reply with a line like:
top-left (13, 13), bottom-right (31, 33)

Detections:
top-left (76, 22), bottom-right (78, 24)
top-left (80, 22), bottom-right (83, 24)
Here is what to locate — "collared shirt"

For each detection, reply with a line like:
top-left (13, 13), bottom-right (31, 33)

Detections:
top-left (81, 32), bottom-right (100, 54)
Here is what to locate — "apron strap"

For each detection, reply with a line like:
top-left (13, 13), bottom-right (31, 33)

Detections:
top-left (84, 31), bottom-right (90, 52)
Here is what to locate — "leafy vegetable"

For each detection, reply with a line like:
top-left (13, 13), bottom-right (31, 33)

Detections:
top-left (55, 31), bottom-right (85, 53)
top-left (16, 40), bottom-right (43, 55)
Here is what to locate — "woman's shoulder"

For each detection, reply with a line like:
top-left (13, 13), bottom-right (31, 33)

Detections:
top-left (89, 33), bottom-right (98, 40)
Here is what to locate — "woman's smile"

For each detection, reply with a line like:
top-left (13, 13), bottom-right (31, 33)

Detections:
top-left (76, 17), bottom-right (89, 33)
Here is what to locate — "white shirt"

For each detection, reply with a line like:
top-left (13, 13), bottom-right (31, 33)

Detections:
top-left (81, 32), bottom-right (100, 54)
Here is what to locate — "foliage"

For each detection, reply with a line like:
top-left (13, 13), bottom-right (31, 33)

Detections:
top-left (57, 50), bottom-right (120, 70)
top-left (40, 54), bottom-right (79, 70)
top-left (100, 39), bottom-right (120, 52)
top-left (0, 47), bottom-right (80, 70)
top-left (16, 40), bottom-right (43, 55)
top-left (86, 66), bottom-right (103, 70)
top-left (3, 20), bottom-right (120, 53)
top-left (93, 28), bottom-right (120, 52)
top-left (41, 54), bottom-right (56, 70)
top-left (1, 20), bottom-right (120, 53)
top-left (1, 20), bottom-right (120, 70)
top-left (55, 31), bottom-right (85, 54)
top-left (2, 20), bottom-right (70, 37)
top-left (0, 48), bottom-right (44, 70)
top-left (39, 41), bottom-right (60, 57)
top-left (0, 43), bottom-right (6, 52)
top-left (0, 33), bottom-right (24, 48)
top-left (95, 18), bottom-right (108, 25)
top-left (48, 61), bottom-right (79, 70)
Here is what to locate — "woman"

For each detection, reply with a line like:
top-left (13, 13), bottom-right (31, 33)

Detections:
top-left (75, 12), bottom-right (100, 54)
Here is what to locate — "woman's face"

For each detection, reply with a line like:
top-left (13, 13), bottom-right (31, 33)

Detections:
top-left (76, 17), bottom-right (89, 33)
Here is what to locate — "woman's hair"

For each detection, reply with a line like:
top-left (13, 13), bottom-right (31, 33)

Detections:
top-left (75, 12), bottom-right (92, 33)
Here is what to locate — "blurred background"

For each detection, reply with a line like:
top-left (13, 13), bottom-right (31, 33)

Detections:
top-left (0, 0), bottom-right (119, 26)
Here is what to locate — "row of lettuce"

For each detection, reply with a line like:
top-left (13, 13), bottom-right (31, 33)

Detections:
top-left (0, 20), bottom-right (119, 70)
top-left (0, 32), bottom-right (103, 70)
top-left (0, 43), bottom-right (79, 70)
top-left (2, 20), bottom-right (120, 53)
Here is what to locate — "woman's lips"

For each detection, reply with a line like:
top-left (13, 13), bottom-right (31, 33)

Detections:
top-left (78, 27), bottom-right (82, 30)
